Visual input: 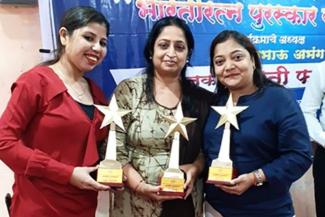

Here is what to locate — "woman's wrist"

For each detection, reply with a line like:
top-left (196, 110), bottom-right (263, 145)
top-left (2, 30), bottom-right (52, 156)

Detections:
top-left (191, 163), bottom-right (200, 179)
top-left (181, 162), bottom-right (201, 177)
top-left (252, 169), bottom-right (266, 186)
top-left (194, 153), bottom-right (204, 176)
top-left (134, 179), bottom-right (145, 193)
top-left (123, 163), bottom-right (147, 193)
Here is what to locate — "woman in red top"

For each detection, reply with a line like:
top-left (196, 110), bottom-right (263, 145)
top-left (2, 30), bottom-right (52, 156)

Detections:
top-left (0, 6), bottom-right (110, 217)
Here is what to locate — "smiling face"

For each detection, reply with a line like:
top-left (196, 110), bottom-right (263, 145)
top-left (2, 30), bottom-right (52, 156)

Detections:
top-left (213, 38), bottom-right (256, 94)
top-left (152, 25), bottom-right (189, 78)
top-left (60, 22), bottom-right (108, 74)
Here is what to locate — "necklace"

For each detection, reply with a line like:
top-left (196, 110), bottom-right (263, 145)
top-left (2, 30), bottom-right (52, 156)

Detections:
top-left (65, 79), bottom-right (94, 105)
top-left (64, 81), bottom-right (86, 100)
top-left (52, 65), bottom-right (94, 105)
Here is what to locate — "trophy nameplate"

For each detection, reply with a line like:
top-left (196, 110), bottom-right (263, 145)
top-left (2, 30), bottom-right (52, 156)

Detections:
top-left (95, 94), bottom-right (131, 187)
top-left (97, 159), bottom-right (123, 187)
top-left (160, 168), bottom-right (185, 196)
top-left (207, 158), bottom-right (234, 185)
top-left (159, 103), bottom-right (196, 196)
top-left (207, 94), bottom-right (247, 185)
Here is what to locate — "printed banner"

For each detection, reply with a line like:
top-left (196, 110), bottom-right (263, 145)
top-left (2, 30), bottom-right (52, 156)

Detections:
top-left (49, 0), bottom-right (325, 100)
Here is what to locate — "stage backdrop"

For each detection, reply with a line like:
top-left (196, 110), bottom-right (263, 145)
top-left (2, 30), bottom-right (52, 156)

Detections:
top-left (40, 0), bottom-right (325, 101)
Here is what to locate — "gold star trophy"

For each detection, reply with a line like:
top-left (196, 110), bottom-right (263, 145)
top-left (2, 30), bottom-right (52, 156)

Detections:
top-left (160, 103), bottom-right (197, 196)
top-left (207, 94), bottom-right (248, 184)
top-left (94, 94), bottom-right (131, 187)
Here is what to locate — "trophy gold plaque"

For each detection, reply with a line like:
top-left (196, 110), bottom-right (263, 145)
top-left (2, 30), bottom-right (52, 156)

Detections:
top-left (207, 94), bottom-right (247, 185)
top-left (160, 103), bottom-right (196, 196)
top-left (95, 94), bottom-right (131, 187)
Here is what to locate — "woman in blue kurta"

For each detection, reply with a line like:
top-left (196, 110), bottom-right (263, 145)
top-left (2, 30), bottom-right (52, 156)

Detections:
top-left (203, 30), bottom-right (312, 217)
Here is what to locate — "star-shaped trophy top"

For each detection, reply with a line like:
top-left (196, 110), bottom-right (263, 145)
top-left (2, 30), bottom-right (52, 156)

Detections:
top-left (163, 103), bottom-right (197, 141)
top-left (212, 94), bottom-right (248, 130)
top-left (94, 94), bottom-right (131, 131)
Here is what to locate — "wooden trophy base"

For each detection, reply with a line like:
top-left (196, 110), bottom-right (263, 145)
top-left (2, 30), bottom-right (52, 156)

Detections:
top-left (207, 158), bottom-right (234, 185)
top-left (159, 168), bottom-right (185, 197)
top-left (97, 159), bottom-right (124, 187)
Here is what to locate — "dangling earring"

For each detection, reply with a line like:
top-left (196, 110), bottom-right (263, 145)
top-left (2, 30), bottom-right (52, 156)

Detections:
top-left (149, 56), bottom-right (152, 60)
top-left (186, 59), bottom-right (189, 63)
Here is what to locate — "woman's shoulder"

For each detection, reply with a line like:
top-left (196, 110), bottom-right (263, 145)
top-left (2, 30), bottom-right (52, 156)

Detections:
top-left (264, 83), bottom-right (290, 95)
top-left (262, 84), bottom-right (296, 104)
top-left (186, 82), bottom-right (216, 104)
top-left (115, 75), bottom-right (145, 92)
top-left (17, 65), bottom-right (52, 80)
top-left (11, 66), bottom-right (66, 103)
top-left (117, 75), bottom-right (145, 87)
top-left (14, 65), bottom-right (57, 89)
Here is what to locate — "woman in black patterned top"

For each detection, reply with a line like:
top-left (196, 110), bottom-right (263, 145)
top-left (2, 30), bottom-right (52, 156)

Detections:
top-left (110, 16), bottom-right (214, 217)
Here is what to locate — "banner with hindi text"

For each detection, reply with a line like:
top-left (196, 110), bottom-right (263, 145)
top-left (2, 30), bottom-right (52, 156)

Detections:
top-left (47, 0), bottom-right (325, 100)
